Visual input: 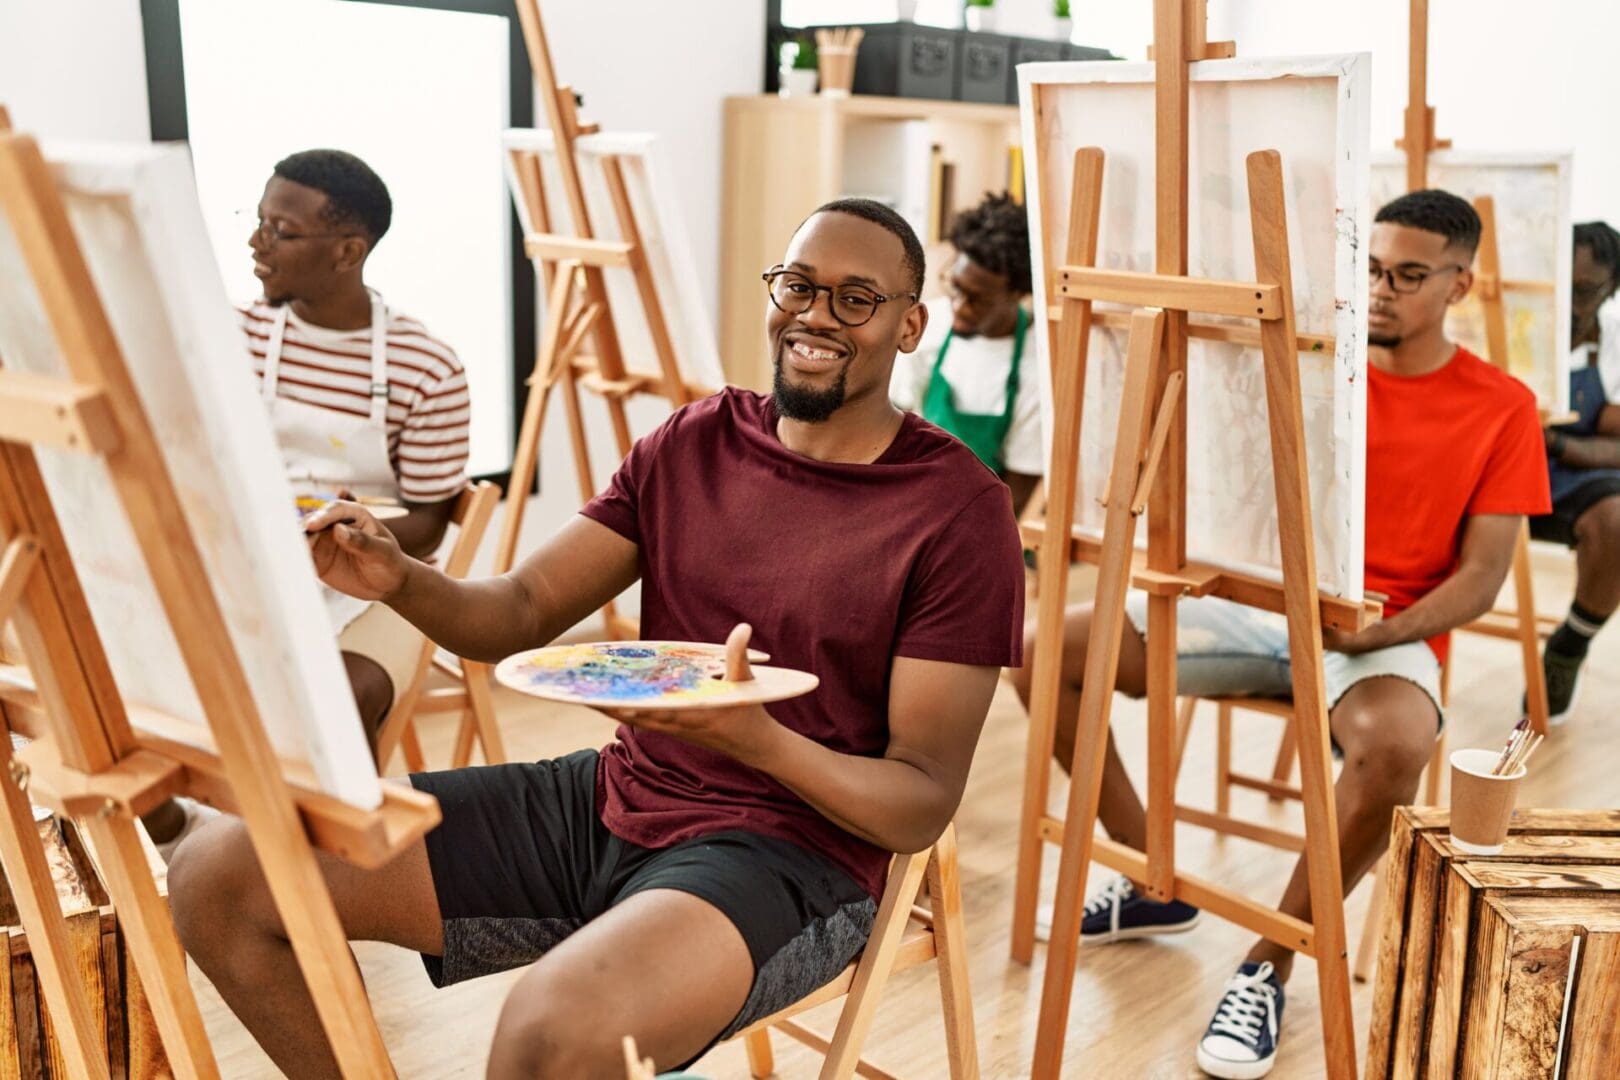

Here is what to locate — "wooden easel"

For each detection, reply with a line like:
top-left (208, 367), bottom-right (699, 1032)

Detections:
top-left (1014, 3), bottom-right (1363, 1075)
top-left (498, 0), bottom-right (714, 637)
top-left (1400, 0), bottom-right (1552, 735)
top-left (0, 112), bottom-right (439, 1077)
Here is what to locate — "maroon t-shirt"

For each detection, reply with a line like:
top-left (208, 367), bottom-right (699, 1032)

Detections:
top-left (581, 388), bottom-right (1025, 897)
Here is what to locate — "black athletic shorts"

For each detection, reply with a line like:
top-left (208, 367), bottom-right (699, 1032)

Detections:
top-left (1530, 476), bottom-right (1620, 546)
top-left (408, 748), bottom-right (877, 1054)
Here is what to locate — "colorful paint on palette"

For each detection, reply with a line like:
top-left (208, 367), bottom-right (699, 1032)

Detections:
top-left (510, 643), bottom-right (737, 704)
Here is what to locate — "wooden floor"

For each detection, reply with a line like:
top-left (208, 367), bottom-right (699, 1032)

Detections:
top-left (192, 550), bottom-right (1619, 1078)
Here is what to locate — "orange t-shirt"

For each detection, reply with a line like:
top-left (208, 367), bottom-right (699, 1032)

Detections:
top-left (1365, 346), bottom-right (1550, 663)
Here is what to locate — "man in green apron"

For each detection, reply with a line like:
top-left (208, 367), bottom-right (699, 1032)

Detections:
top-left (891, 192), bottom-right (1043, 515)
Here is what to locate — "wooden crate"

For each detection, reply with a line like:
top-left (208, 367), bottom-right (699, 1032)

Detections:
top-left (1366, 807), bottom-right (1620, 1079)
top-left (0, 815), bottom-right (169, 1079)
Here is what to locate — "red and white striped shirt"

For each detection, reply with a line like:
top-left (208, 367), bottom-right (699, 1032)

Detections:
top-left (238, 299), bottom-right (470, 502)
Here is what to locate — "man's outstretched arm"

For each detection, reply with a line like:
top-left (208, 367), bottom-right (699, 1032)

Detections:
top-left (305, 505), bottom-right (639, 662)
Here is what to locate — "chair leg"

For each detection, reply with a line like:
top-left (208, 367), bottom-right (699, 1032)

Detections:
top-left (925, 826), bottom-right (980, 1080)
top-left (1423, 728), bottom-right (1446, 806)
top-left (462, 658), bottom-right (507, 765)
top-left (1173, 696), bottom-right (1197, 778)
top-left (1354, 859), bottom-right (1385, 982)
top-left (1268, 721), bottom-right (1297, 804)
top-left (401, 719), bottom-right (427, 773)
top-left (744, 1030), bottom-right (775, 1078)
top-left (817, 850), bottom-right (930, 1079)
top-left (450, 710), bottom-right (477, 769)
top-left (1215, 703), bottom-right (1232, 816)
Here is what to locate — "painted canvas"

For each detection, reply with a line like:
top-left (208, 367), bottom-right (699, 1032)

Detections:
top-left (503, 129), bottom-right (726, 392)
top-left (1020, 55), bottom-right (1371, 600)
top-left (1370, 151), bottom-right (1572, 414)
top-left (0, 141), bottom-right (381, 808)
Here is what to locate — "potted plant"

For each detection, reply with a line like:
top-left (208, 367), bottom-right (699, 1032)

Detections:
top-left (1052, 0), bottom-right (1072, 41)
top-left (778, 36), bottom-right (819, 97)
top-left (964, 0), bottom-right (996, 34)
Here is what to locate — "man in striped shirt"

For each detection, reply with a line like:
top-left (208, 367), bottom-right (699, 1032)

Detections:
top-left (145, 149), bottom-right (470, 856)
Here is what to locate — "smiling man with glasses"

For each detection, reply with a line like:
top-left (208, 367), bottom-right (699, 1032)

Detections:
top-left (1009, 188), bottom-right (1549, 1079)
top-left (168, 197), bottom-right (1025, 1077)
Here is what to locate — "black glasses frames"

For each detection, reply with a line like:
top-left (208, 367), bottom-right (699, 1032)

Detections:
top-left (762, 267), bottom-right (917, 328)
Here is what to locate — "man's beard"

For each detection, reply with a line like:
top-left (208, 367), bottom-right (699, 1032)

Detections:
top-left (772, 357), bottom-right (848, 423)
top-left (1368, 331), bottom-right (1402, 348)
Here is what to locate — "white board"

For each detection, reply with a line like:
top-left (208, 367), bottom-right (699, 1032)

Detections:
top-left (502, 129), bottom-right (725, 391)
top-left (1020, 55), bottom-right (1371, 601)
top-left (0, 141), bottom-right (381, 809)
top-left (1370, 151), bottom-right (1573, 414)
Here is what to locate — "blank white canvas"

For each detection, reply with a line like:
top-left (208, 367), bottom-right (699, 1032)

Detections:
top-left (1020, 55), bottom-right (1371, 600)
top-left (1370, 151), bottom-right (1573, 414)
top-left (503, 130), bottom-right (726, 391)
top-left (176, 0), bottom-right (513, 476)
top-left (0, 142), bottom-right (381, 809)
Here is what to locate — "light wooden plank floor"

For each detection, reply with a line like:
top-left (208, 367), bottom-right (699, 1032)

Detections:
top-left (190, 550), bottom-right (1617, 1077)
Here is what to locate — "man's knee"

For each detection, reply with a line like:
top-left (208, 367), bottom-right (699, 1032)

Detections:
top-left (168, 817), bottom-right (272, 956)
top-left (489, 980), bottom-right (621, 1080)
top-left (1574, 495), bottom-right (1620, 548)
top-left (1333, 700), bottom-right (1434, 804)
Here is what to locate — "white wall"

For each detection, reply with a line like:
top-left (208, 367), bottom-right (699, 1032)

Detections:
top-left (0, 0), bottom-right (150, 141)
top-left (1212, 0), bottom-right (1620, 224)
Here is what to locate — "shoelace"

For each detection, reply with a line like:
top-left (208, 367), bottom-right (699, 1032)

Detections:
top-left (1080, 876), bottom-right (1136, 933)
top-left (1208, 962), bottom-right (1278, 1045)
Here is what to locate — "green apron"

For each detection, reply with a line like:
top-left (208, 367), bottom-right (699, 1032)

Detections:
top-left (921, 307), bottom-right (1027, 471)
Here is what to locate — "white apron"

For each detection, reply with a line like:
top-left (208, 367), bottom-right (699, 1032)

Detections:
top-left (262, 289), bottom-right (397, 633)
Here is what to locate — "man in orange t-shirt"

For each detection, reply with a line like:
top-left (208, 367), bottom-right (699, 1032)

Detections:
top-left (1011, 189), bottom-right (1549, 1078)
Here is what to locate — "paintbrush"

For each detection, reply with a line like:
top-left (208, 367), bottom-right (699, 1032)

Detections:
top-left (1490, 717), bottom-right (1529, 776)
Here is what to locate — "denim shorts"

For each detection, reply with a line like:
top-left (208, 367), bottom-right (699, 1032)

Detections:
top-left (1123, 593), bottom-right (1444, 723)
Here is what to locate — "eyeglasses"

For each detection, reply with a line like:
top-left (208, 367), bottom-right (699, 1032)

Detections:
top-left (1573, 280), bottom-right (1618, 303)
top-left (238, 208), bottom-right (358, 245)
top-left (762, 267), bottom-right (916, 328)
top-left (939, 271), bottom-right (990, 310)
top-left (1368, 259), bottom-right (1466, 295)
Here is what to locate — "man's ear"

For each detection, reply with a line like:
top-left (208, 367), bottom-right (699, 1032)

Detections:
top-left (898, 299), bottom-right (928, 353)
top-left (334, 235), bottom-right (370, 275)
top-left (1448, 263), bottom-right (1475, 306)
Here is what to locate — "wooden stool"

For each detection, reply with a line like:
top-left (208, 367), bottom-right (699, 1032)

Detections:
top-left (374, 480), bottom-right (505, 772)
top-left (734, 824), bottom-right (978, 1079)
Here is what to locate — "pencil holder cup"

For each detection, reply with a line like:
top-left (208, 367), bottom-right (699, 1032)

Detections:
top-left (818, 45), bottom-right (858, 96)
top-left (1448, 748), bottom-right (1525, 855)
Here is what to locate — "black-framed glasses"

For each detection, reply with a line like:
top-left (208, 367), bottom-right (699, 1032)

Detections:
top-left (762, 267), bottom-right (917, 327)
top-left (1368, 259), bottom-right (1466, 295)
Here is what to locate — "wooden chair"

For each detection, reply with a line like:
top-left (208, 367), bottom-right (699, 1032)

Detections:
top-left (1178, 688), bottom-right (1446, 985)
top-left (733, 823), bottom-right (978, 1080)
top-left (374, 480), bottom-right (505, 772)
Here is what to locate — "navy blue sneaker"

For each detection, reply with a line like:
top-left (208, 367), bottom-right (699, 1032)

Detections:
top-left (1034, 874), bottom-right (1201, 943)
top-left (1196, 961), bottom-right (1285, 1079)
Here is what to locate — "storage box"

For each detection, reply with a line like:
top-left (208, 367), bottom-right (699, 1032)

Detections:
top-left (0, 817), bottom-right (169, 1079)
top-left (1367, 807), bottom-right (1620, 1079)
top-left (958, 33), bottom-right (1012, 104)
top-left (848, 23), bottom-right (958, 101)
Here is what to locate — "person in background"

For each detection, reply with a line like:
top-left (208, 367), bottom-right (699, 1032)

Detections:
top-left (142, 149), bottom-right (471, 858)
top-left (1532, 220), bottom-right (1620, 722)
top-left (891, 191), bottom-right (1043, 516)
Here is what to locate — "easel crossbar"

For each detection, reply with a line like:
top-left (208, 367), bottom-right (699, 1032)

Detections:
top-left (0, 370), bottom-right (121, 454)
top-left (1056, 266), bottom-right (1283, 320)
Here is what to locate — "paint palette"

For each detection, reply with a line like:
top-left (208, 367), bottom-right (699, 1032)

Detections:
top-left (294, 495), bottom-right (409, 522)
top-left (494, 641), bottom-right (818, 710)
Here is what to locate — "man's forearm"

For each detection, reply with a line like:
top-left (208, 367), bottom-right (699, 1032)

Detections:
top-left (741, 723), bottom-right (956, 854)
top-left (1359, 566), bottom-right (1500, 651)
top-left (387, 562), bottom-right (545, 663)
top-left (1557, 435), bottom-right (1620, 470)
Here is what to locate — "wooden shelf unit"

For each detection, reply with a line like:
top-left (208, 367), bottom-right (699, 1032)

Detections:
top-left (719, 93), bottom-right (1021, 390)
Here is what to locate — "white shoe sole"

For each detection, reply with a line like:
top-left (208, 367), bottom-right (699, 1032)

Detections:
top-left (1035, 911), bottom-right (1202, 945)
top-left (1196, 1043), bottom-right (1277, 1079)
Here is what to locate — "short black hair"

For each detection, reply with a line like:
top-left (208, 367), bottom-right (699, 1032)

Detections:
top-left (273, 149), bottom-right (392, 246)
top-left (949, 191), bottom-right (1031, 293)
top-left (1374, 189), bottom-right (1481, 256)
top-left (1575, 220), bottom-right (1620, 281)
top-left (808, 197), bottom-right (925, 296)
